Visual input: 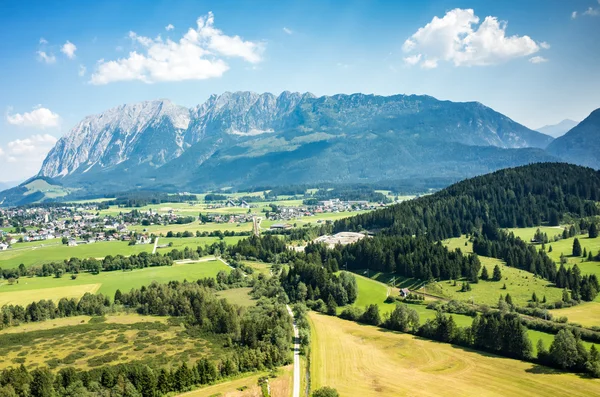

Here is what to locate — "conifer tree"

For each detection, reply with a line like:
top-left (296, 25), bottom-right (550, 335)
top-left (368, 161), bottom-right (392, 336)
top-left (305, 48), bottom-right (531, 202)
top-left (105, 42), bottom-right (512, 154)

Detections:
top-left (480, 266), bottom-right (489, 281)
top-left (573, 238), bottom-right (582, 257)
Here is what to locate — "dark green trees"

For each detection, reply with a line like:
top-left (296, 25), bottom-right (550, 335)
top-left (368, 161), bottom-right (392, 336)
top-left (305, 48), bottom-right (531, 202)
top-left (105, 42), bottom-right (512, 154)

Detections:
top-left (492, 265), bottom-right (502, 281)
top-left (590, 223), bottom-right (599, 239)
top-left (480, 266), bottom-right (489, 281)
top-left (312, 387), bottom-right (340, 397)
top-left (573, 238), bottom-right (582, 257)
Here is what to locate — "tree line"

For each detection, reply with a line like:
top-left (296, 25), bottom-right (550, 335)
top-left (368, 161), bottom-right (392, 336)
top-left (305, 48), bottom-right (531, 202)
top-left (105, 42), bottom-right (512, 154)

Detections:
top-left (334, 163), bottom-right (600, 239)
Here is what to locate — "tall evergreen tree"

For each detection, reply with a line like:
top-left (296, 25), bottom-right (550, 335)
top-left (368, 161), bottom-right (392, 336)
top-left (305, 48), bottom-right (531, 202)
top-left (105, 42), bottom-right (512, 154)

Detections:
top-left (492, 265), bottom-right (502, 282)
top-left (480, 266), bottom-right (489, 281)
top-left (590, 223), bottom-right (599, 239)
top-left (573, 238), bottom-right (582, 257)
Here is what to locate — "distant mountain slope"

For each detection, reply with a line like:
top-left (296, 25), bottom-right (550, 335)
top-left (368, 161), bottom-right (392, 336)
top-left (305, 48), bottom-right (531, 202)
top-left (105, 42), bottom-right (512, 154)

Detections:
top-left (334, 162), bottom-right (600, 236)
top-left (536, 119), bottom-right (579, 138)
top-left (546, 109), bottom-right (600, 169)
top-left (30, 91), bottom-right (557, 196)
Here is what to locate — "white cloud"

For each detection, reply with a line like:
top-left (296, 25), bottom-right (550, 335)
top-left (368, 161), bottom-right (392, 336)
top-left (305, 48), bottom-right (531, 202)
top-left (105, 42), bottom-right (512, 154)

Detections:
top-left (584, 6), bottom-right (600, 16)
top-left (39, 37), bottom-right (48, 44)
top-left (283, 27), bottom-right (293, 35)
top-left (90, 12), bottom-right (264, 85)
top-left (403, 54), bottom-right (421, 65)
top-left (529, 56), bottom-right (548, 64)
top-left (539, 41), bottom-right (550, 49)
top-left (421, 59), bottom-right (438, 69)
top-left (37, 51), bottom-right (56, 64)
top-left (402, 8), bottom-right (543, 68)
top-left (6, 106), bottom-right (60, 129)
top-left (0, 134), bottom-right (57, 179)
top-left (165, 24), bottom-right (175, 31)
top-left (61, 41), bottom-right (77, 59)
top-left (79, 64), bottom-right (87, 76)
top-left (572, 11), bottom-right (578, 19)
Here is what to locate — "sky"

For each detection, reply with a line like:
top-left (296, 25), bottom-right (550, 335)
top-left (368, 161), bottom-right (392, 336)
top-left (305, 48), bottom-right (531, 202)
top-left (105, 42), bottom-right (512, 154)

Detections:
top-left (1, 0), bottom-right (599, 184)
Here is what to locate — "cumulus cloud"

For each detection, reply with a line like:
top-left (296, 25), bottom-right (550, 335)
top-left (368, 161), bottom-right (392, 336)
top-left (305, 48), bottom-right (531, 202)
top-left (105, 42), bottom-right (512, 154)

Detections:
top-left (402, 8), bottom-right (545, 69)
top-left (283, 27), bottom-right (293, 35)
top-left (403, 54), bottom-right (422, 65)
top-left (37, 51), bottom-right (56, 64)
top-left (61, 41), bottom-right (77, 59)
top-left (165, 24), bottom-right (175, 31)
top-left (539, 41), bottom-right (551, 49)
top-left (6, 106), bottom-right (60, 129)
top-left (572, 11), bottom-right (578, 19)
top-left (0, 134), bottom-right (57, 179)
top-left (79, 64), bottom-right (87, 76)
top-left (39, 37), bottom-right (48, 44)
top-left (90, 12), bottom-right (264, 85)
top-left (529, 56), bottom-right (548, 64)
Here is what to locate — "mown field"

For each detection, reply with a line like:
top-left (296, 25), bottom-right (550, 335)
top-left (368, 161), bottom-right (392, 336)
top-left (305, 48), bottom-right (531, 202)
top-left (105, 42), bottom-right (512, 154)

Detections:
top-left (309, 312), bottom-right (600, 397)
top-left (550, 301), bottom-right (600, 328)
top-left (0, 260), bottom-right (230, 306)
top-left (0, 236), bottom-right (242, 269)
top-left (0, 314), bottom-right (220, 372)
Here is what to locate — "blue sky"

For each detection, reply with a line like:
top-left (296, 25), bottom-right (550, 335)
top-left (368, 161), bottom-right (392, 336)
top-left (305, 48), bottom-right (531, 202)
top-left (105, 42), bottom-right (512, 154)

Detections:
top-left (1, 0), bottom-right (599, 183)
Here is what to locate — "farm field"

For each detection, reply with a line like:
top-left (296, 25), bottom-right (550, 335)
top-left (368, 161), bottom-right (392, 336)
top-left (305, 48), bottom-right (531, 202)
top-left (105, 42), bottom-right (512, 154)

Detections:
top-left (309, 312), bottom-right (600, 397)
top-left (0, 260), bottom-right (230, 305)
top-left (0, 314), bottom-right (222, 372)
top-left (178, 365), bottom-right (292, 397)
top-left (0, 236), bottom-right (242, 269)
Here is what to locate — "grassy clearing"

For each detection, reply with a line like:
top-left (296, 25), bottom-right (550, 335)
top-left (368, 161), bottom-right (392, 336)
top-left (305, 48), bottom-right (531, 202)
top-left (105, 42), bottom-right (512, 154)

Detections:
top-left (241, 260), bottom-right (272, 275)
top-left (216, 288), bottom-right (256, 307)
top-left (178, 365), bottom-right (292, 397)
top-left (505, 226), bottom-right (566, 242)
top-left (550, 302), bottom-right (600, 328)
top-left (0, 315), bottom-right (220, 372)
top-left (0, 260), bottom-right (230, 305)
top-left (439, 236), bottom-right (564, 306)
top-left (309, 312), bottom-right (600, 397)
top-left (344, 273), bottom-right (473, 326)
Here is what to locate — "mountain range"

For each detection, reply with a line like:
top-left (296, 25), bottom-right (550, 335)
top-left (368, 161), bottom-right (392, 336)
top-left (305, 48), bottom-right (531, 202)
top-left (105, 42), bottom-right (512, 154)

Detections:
top-left (535, 119), bottom-right (579, 138)
top-left (2, 91), bottom-right (599, 205)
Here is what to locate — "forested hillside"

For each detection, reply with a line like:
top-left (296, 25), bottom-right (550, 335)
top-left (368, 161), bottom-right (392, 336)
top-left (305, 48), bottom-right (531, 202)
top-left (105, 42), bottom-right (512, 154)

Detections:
top-left (334, 163), bottom-right (600, 238)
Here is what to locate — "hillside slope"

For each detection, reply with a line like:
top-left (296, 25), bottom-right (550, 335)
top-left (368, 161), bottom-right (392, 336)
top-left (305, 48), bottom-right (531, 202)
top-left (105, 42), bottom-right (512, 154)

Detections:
top-left (546, 109), bottom-right (600, 169)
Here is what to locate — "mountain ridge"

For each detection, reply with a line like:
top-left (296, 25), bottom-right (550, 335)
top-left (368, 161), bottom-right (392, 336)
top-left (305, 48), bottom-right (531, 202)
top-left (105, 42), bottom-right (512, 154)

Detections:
top-left (3, 91), bottom-right (570, 201)
top-left (535, 119), bottom-right (579, 138)
top-left (546, 109), bottom-right (600, 169)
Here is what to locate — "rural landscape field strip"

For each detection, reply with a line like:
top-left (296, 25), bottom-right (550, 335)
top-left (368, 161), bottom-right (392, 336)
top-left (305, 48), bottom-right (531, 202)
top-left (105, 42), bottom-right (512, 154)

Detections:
top-left (309, 312), bottom-right (600, 396)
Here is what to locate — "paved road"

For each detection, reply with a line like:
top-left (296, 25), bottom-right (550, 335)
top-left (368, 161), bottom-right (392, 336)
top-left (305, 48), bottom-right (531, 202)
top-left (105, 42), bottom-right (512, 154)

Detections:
top-left (152, 237), bottom-right (159, 254)
top-left (286, 305), bottom-right (300, 397)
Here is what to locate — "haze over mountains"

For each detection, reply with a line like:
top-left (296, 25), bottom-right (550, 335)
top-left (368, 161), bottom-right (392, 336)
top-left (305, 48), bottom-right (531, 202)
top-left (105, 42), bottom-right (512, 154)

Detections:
top-left (2, 91), bottom-right (599, 205)
top-left (535, 119), bottom-right (579, 138)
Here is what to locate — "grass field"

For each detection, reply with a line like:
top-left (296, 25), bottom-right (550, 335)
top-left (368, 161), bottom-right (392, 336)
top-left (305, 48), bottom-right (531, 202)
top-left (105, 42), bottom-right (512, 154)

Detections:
top-left (0, 260), bottom-right (230, 305)
top-left (550, 301), bottom-right (600, 328)
top-left (505, 226), bottom-right (566, 242)
top-left (0, 313), bottom-right (221, 372)
top-left (178, 365), bottom-right (292, 397)
top-left (439, 236), bottom-right (564, 306)
top-left (0, 236), bottom-right (242, 269)
top-left (216, 288), bottom-right (256, 307)
top-left (309, 312), bottom-right (600, 396)
top-left (345, 273), bottom-right (474, 326)
top-left (242, 260), bottom-right (272, 275)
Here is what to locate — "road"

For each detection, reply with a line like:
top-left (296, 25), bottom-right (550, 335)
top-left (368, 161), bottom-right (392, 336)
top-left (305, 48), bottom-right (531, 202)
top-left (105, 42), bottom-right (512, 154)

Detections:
top-left (286, 304), bottom-right (300, 397)
top-left (152, 237), bottom-right (159, 254)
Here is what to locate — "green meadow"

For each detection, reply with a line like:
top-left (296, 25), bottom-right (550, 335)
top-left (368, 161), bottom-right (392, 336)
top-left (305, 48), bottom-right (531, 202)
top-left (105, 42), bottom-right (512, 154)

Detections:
top-left (0, 236), bottom-right (242, 269)
top-left (0, 260), bottom-right (230, 305)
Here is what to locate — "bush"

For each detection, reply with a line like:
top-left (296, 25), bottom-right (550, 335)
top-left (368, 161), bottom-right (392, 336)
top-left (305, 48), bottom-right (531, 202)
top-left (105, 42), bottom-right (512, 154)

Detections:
top-left (339, 307), bottom-right (363, 321)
